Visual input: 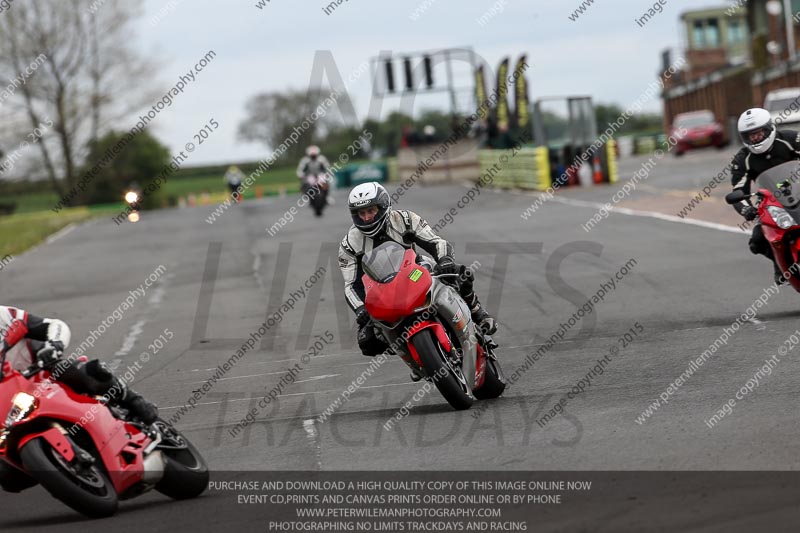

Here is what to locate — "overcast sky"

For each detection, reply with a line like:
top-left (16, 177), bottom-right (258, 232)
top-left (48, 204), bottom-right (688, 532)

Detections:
top-left (135, 0), bottom-right (733, 165)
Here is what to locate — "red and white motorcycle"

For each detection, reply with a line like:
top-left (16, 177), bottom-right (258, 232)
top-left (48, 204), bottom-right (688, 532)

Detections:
top-left (362, 242), bottom-right (506, 410)
top-left (301, 174), bottom-right (329, 217)
top-left (0, 336), bottom-right (208, 517)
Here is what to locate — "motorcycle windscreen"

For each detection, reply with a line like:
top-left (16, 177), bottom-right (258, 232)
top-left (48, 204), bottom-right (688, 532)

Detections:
top-left (362, 243), bottom-right (431, 323)
top-left (362, 241), bottom-right (407, 283)
top-left (757, 161), bottom-right (800, 213)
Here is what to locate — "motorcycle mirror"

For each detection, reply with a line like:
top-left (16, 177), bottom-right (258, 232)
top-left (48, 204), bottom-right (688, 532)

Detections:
top-left (725, 190), bottom-right (746, 205)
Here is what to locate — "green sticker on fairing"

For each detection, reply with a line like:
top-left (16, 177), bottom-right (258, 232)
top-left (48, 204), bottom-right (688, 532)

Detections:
top-left (409, 268), bottom-right (423, 282)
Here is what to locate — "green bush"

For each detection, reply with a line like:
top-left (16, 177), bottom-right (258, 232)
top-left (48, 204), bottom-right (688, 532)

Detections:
top-left (77, 130), bottom-right (170, 205)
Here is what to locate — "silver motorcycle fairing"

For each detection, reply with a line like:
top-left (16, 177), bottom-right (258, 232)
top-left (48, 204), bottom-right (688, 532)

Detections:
top-left (373, 278), bottom-right (478, 390)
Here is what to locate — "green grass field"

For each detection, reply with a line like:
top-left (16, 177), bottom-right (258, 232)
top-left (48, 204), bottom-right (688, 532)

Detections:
top-left (7, 165), bottom-right (304, 214)
top-left (0, 206), bottom-right (122, 258)
top-left (1, 160), bottom-right (382, 257)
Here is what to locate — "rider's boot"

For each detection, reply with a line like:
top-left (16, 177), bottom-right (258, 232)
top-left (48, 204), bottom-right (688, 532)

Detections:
top-left (85, 360), bottom-right (159, 424)
top-left (120, 391), bottom-right (159, 425)
top-left (467, 294), bottom-right (497, 335)
top-left (457, 265), bottom-right (497, 335)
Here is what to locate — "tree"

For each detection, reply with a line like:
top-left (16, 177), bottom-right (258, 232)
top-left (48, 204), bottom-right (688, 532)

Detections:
top-left (364, 112), bottom-right (414, 156)
top-left (0, 0), bottom-right (157, 200)
top-left (78, 129), bottom-right (170, 207)
top-left (540, 110), bottom-right (569, 143)
top-left (595, 103), bottom-right (663, 135)
top-left (238, 90), bottom-right (339, 164)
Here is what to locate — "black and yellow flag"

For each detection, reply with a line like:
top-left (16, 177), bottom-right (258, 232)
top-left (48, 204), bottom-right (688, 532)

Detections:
top-left (475, 65), bottom-right (489, 119)
top-left (514, 55), bottom-right (530, 129)
top-left (496, 58), bottom-right (510, 132)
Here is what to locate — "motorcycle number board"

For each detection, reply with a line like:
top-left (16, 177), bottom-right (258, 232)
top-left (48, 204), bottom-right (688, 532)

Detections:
top-left (409, 268), bottom-right (424, 282)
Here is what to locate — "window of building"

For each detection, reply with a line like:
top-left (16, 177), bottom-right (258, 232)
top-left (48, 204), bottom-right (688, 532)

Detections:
top-left (706, 19), bottom-right (720, 47)
top-left (728, 19), bottom-right (747, 44)
top-left (692, 18), bottom-right (722, 49)
top-left (693, 20), bottom-right (707, 48)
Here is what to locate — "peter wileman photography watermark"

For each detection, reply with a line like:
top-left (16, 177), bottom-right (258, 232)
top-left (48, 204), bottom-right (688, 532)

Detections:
top-left (0, 254), bottom-right (13, 272)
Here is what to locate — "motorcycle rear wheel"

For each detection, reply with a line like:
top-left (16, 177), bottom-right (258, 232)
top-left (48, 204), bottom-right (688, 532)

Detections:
top-left (411, 330), bottom-right (473, 410)
top-left (20, 437), bottom-right (118, 518)
top-left (474, 357), bottom-right (507, 400)
top-left (153, 419), bottom-right (209, 500)
top-left (311, 190), bottom-right (326, 216)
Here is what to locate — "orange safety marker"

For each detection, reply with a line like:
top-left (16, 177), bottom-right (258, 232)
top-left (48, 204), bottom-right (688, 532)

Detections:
top-left (593, 155), bottom-right (603, 184)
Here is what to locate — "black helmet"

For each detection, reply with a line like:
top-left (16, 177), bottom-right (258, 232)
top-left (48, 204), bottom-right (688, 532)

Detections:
top-left (347, 182), bottom-right (391, 237)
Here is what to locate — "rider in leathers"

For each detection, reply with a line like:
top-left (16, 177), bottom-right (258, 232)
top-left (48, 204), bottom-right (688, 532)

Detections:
top-left (0, 305), bottom-right (158, 493)
top-left (296, 145), bottom-right (331, 182)
top-left (338, 182), bottom-right (496, 379)
top-left (730, 108), bottom-right (800, 283)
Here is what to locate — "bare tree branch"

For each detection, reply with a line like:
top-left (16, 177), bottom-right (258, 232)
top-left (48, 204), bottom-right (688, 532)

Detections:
top-left (0, 0), bottom-right (158, 203)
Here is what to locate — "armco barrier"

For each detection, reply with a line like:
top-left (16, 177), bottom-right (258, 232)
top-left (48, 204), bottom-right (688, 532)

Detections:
top-left (396, 139), bottom-right (481, 184)
top-left (606, 139), bottom-right (619, 184)
top-left (477, 141), bottom-right (616, 191)
top-left (477, 147), bottom-right (549, 190)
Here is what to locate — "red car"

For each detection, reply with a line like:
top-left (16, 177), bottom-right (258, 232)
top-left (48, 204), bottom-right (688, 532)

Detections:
top-left (671, 110), bottom-right (727, 156)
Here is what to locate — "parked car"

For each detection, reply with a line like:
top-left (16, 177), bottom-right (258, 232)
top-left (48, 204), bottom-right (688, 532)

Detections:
top-left (671, 110), bottom-right (727, 156)
top-left (764, 87), bottom-right (800, 129)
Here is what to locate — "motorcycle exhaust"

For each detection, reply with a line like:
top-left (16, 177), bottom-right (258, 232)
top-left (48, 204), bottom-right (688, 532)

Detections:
top-left (141, 450), bottom-right (166, 485)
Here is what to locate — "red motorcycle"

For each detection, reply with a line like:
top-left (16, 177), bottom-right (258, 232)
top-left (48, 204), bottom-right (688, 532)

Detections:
top-left (0, 339), bottom-right (208, 518)
top-left (726, 161), bottom-right (800, 291)
top-left (362, 242), bottom-right (506, 410)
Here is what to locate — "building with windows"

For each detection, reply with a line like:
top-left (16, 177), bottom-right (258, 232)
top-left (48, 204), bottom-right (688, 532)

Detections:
top-left (746, 0), bottom-right (800, 68)
top-left (680, 6), bottom-right (750, 80)
top-left (661, 2), bottom-right (800, 142)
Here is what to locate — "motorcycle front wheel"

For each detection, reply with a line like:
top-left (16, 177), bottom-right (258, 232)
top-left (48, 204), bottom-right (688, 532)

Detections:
top-left (411, 329), bottom-right (473, 410)
top-left (20, 437), bottom-right (118, 518)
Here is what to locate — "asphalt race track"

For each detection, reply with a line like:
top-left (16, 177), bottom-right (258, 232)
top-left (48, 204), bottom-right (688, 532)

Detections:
top-left (3, 147), bottom-right (800, 531)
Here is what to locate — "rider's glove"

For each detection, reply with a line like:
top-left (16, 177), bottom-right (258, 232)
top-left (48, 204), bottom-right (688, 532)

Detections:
top-left (433, 256), bottom-right (458, 276)
top-left (742, 205), bottom-right (758, 221)
top-left (357, 326), bottom-right (376, 356)
top-left (35, 340), bottom-right (64, 368)
top-left (355, 306), bottom-right (371, 328)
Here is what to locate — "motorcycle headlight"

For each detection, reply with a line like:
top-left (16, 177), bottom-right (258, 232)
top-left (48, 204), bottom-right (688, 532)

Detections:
top-left (767, 205), bottom-right (795, 229)
top-left (4, 392), bottom-right (37, 429)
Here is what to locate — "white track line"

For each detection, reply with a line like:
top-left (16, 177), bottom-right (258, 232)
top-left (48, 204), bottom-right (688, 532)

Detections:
top-left (45, 223), bottom-right (77, 244)
top-left (113, 319), bottom-right (146, 358)
top-left (525, 193), bottom-right (747, 235)
top-left (293, 374), bottom-right (340, 383)
top-left (159, 381), bottom-right (415, 411)
top-left (187, 370), bottom-right (289, 384)
top-left (186, 372), bottom-right (340, 386)
top-left (188, 357), bottom-right (311, 372)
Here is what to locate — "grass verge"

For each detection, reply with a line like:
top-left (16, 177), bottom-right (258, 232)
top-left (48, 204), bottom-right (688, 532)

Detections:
top-left (0, 207), bottom-right (118, 257)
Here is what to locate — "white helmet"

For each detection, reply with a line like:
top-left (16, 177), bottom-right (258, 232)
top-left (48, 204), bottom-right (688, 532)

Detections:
top-left (738, 108), bottom-right (776, 154)
top-left (347, 182), bottom-right (391, 237)
top-left (306, 145), bottom-right (320, 158)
